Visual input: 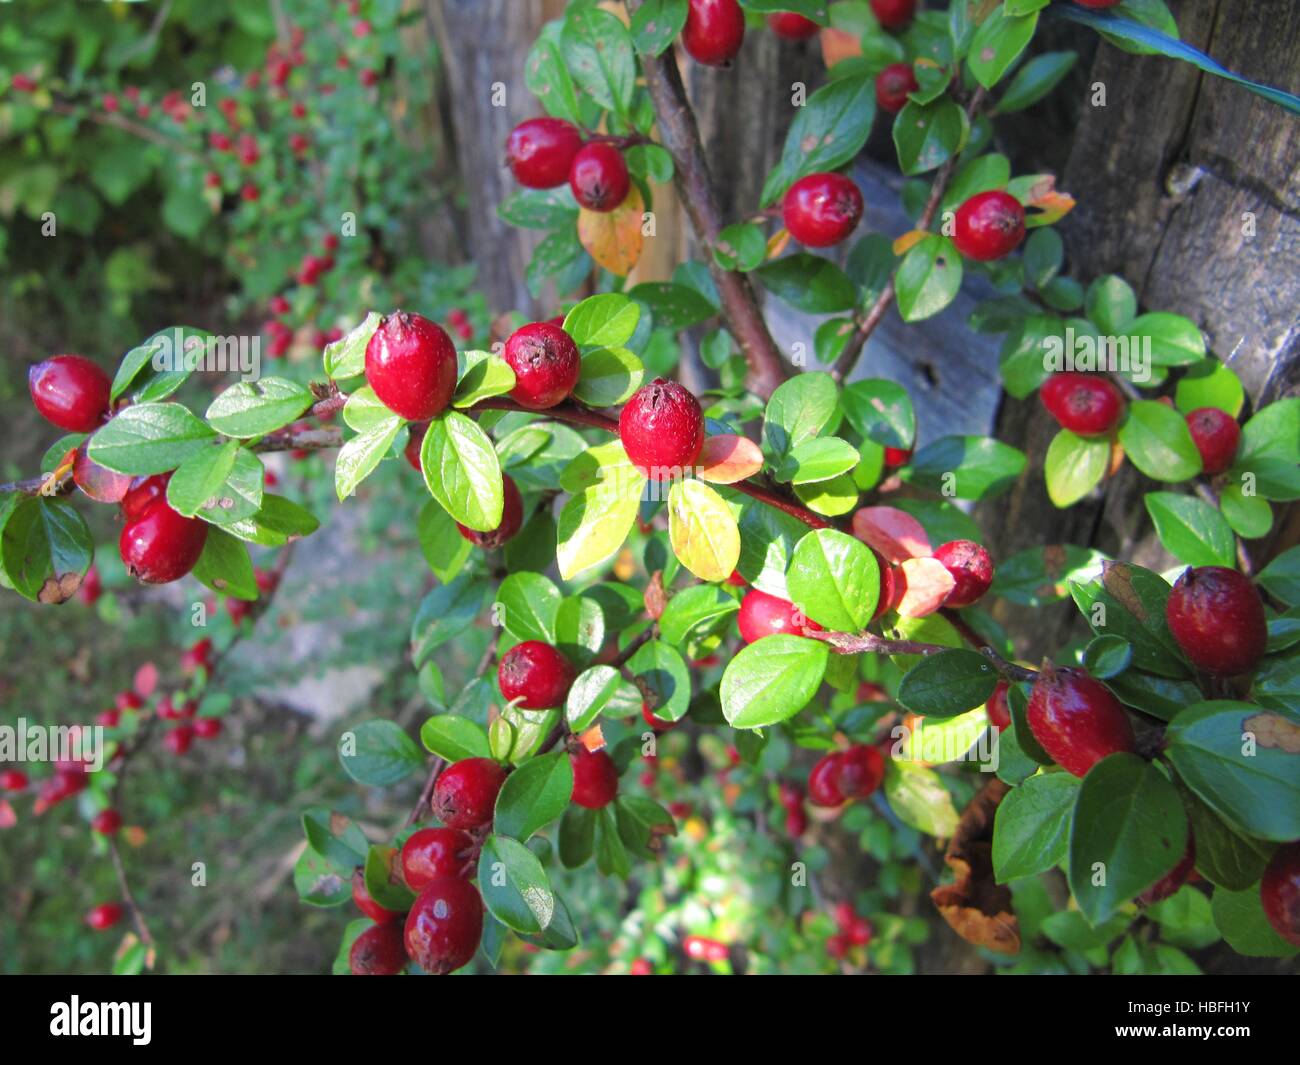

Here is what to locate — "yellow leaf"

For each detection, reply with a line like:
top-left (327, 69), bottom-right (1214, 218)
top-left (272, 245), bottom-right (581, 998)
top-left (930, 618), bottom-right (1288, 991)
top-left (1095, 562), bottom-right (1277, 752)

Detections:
top-left (578, 184), bottom-right (644, 277)
top-left (668, 479), bottom-right (740, 583)
top-left (766, 228), bottom-right (792, 260)
top-left (892, 229), bottom-right (928, 256)
top-left (556, 474), bottom-right (643, 580)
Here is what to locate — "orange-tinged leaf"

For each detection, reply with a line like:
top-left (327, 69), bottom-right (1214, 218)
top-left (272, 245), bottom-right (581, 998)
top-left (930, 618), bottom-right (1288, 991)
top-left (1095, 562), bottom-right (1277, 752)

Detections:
top-left (892, 229), bottom-right (928, 256)
top-left (1029, 192), bottom-right (1075, 226)
top-left (699, 434), bottom-right (763, 484)
top-left (896, 556), bottom-right (955, 618)
top-left (852, 506), bottom-right (933, 562)
top-left (766, 228), bottom-right (792, 260)
top-left (579, 724), bottom-right (606, 752)
top-left (578, 184), bottom-right (644, 277)
top-left (820, 27), bottom-right (862, 67)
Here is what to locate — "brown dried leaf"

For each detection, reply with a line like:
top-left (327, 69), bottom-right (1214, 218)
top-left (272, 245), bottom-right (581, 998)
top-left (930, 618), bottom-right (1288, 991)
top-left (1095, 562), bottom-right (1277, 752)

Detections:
top-left (38, 572), bottom-right (82, 604)
top-left (1245, 712), bottom-right (1300, 754)
top-left (930, 779), bottom-right (1020, 955)
top-left (644, 570), bottom-right (666, 620)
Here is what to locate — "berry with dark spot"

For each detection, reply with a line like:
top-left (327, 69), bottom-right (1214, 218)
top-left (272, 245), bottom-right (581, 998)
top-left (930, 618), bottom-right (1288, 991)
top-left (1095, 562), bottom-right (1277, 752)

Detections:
top-left (1185, 407), bottom-right (1240, 475)
top-left (498, 640), bottom-right (575, 709)
top-left (933, 540), bottom-right (994, 608)
top-left (568, 142), bottom-right (630, 212)
top-left (349, 921), bottom-right (408, 975)
top-left (431, 758), bottom-right (507, 830)
top-left (503, 321), bottom-right (581, 409)
top-left (953, 190), bottom-right (1025, 261)
top-left (1026, 666), bottom-right (1134, 778)
top-left (404, 878), bottom-right (483, 974)
top-left (682, 0), bottom-right (746, 66)
top-left (1166, 565), bottom-right (1267, 676)
top-left (619, 378), bottom-right (706, 478)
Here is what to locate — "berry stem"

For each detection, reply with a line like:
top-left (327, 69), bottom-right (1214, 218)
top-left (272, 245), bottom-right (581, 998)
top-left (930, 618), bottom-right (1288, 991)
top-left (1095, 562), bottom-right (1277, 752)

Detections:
top-left (626, 0), bottom-right (788, 400)
top-left (831, 87), bottom-right (988, 385)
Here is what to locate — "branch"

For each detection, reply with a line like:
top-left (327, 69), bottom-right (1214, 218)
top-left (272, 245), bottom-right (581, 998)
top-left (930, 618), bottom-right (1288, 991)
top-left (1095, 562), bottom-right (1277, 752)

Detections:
top-left (831, 87), bottom-right (989, 385)
top-left (626, 0), bottom-right (787, 400)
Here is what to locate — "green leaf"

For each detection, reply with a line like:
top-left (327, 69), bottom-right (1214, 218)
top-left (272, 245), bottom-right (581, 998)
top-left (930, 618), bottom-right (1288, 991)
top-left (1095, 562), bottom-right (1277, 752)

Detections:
top-left (1174, 359), bottom-right (1243, 417)
top-left (1044, 429), bottom-right (1108, 508)
top-left (87, 402), bottom-right (218, 475)
top-left (943, 154), bottom-right (1011, 210)
top-left (1068, 752), bottom-right (1188, 924)
top-left (453, 350), bottom-right (516, 409)
top-left (419, 715), bottom-right (490, 761)
top-left (561, 7), bottom-right (636, 119)
top-left (478, 835), bottom-right (555, 934)
top-left (994, 50), bottom-right (1078, 112)
top-left (1185, 793), bottom-right (1272, 890)
top-left (991, 543), bottom-right (1105, 607)
top-left (417, 499), bottom-right (472, 583)
top-left (1130, 312), bottom-right (1205, 367)
top-left (630, 0), bottom-right (689, 56)
top-left (895, 235), bottom-right (963, 321)
top-left (339, 721), bottom-right (423, 787)
top-left (883, 761), bottom-right (960, 837)
top-left (0, 497), bottom-right (93, 603)
top-left (1165, 701), bottom-right (1300, 841)
top-left (628, 282), bottom-right (716, 329)
top-left (322, 313), bottom-right (380, 380)
top-left (364, 845), bottom-right (416, 912)
top-left (573, 346), bottom-right (644, 407)
top-left (1257, 545), bottom-right (1300, 607)
top-left (786, 528), bottom-right (879, 631)
top-left (556, 475), bottom-right (642, 581)
top-left (901, 435), bottom-right (1027, 500)
top-left (1211, 887), bottom-right (1300, 958)
top-left (565, 665), bottom-right (640, 732)
top-left (1082, 634), bottom-right (1132, 679)
top-left (1240, 398), bottom-right (1299, 465)
top-left (1021, 228), bottom-right (1064, 289)
top-left (205, 377), bottom-right (314, 438)
top-left (761, 75), bottom-right (875, 205)
top-left (422, 411), bottom-right (504, 532)
top-left (411, 574), bottom-right (492, 665)
top-left (714, 222), bottom-right (768, 272)
top-left (1117, 400), bottom-right (1202, 482)
top-left (497, 186), bottom-right (579, 230)
top-left (190, 525), bottom-right (257, 600)
top-left (559, 804), bottom-right (597, 868)
top-left (562, 293), bottom-right (640, 347)
top-left (893, 96), bottom-right (967, 176)
top-left (658, 585), bottom-right (739, 647)
top-left (967, 9), bottom-right (1038, 88)
top-left (496, 571), bottom-right (561, 644)
top-left (754, 254), bottom-right (857, 314)
top-left (301, 807), bottom-right (369, 872)
top-left (1143, 491), bottom-right (1235, 567)
top-left (493, 751), bottom-right (574, 841)
top-left (993, 772), bottom-right (1081, 882)
top-left (109, 326), bottom-right (213, 403)
top-left (897, 649), bottom-right (999, 718)
top-left (341, 386), bottom-right (395, 433)
top-left (720, 635), bottom-right (829, 728)
top-left (170, 444), bottom-right (263, 523)
top-left (763, 371), bottom-right (839, 460)
top-left (1069, 562), bottom-right (1187, 677)
top-left (527, 227), bottom-right (591, 298)
top-left (1084, 275), bottom-right (1137, 334)
top-left (626, 639), bottom-right (692, 722)
top-left (335, 415), bottom-right (403, 501)
top-left (555, 595), bottom-right (606, 667)
top-left (524, 36), bottom-right (582, 125)
top-left (840, 378), bottom-right (914, 449)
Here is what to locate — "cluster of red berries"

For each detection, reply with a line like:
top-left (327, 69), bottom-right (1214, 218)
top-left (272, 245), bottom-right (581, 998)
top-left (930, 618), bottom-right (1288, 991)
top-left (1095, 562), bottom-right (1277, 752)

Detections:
top-left (777, 780), bottom-right (807, 838)
top-left (808, 744), bottom-right (885, 808)
top-left (505, 118), bottom-right (630, 213)
top-left (826, 900), bottom-right (873, 960)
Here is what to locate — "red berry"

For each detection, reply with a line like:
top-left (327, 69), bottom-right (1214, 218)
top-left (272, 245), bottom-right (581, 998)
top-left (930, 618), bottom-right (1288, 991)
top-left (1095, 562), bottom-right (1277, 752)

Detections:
top-left (323, 232), bottom-right (340, 252)
top-left (225, 596), bottom-right (251, 625)
top-left (193, 718), bottom-right (223, 739)
top-left (571, 748), bottom-right (619, 809)
top-left (932, 539), bottom-right (994, 608)
top-left (505, 118), bottom-right (583, 189)
top-left (365, 311), bottom-right (458, 421)
top-left (808, 752), bottom-right (846, 807)
top-left (683, 935), bottom-right (728, 962)
top-left (96, 708), bottom-right (120, 728)
top-left (568, 142), bottom-right (630, 212)
top-left (870, 0), bottom-right (916, 31)
top-left (737, 588), bottom-right (822, 644)
top-left (349, 921), bottom-right (408, 975)
top-left (1138, 835), bottom-right (1196, 905)
top-left (1026, 666), bottom-right (1135, 778)
top-left (352, 868), bottom-right (401, 924)
top-left (404, 878), bottom-right (483, 974)
top-left (115, 690), bottom-right (144, 712)
top-left (1073, 0), bottom-right (1123, 7)
top-left (211, 131), bottom-right (232, 151)
top-left (432, 758), bottom-right (508, 830)
top-left (11, 73), bottom-right (37, 92)
top-left (953, 189), bottom-right (1025, 261)
top-left (629, 957), bottom-right (654, 975)
top-left (78, 565), bottom-right (103, 606)
top-left (120, 474), bottom-right (170, 520)
top-left (837, 745), bottom-right (884, 799)
top-left (1185, 407), bottom-right (1240, 475)
top-left (875, 62), bottom-right (918, 113)
top-left (405, 422), bottom-right (427, 472)
top-left (86, 903), bottom-right (124, 931)
top-left (504, 321), bottom-right (581, 409)
top-left (0, 770), bottom-right (29, 791)
top-left (269, 294), bottom-right (291, 316)
top-left (848, 916), bottom-right (873, 946)
top-left (986, 680), bottom-right (1011, 732)
top-left (291, 101), bottom-right (308, 119)
top-left (498, 640), bottom-right (575, 709)
top-left (181, 637), bottom-right (214, 675)
top-left (642, 700), bottom-right (675, 732)
top-left (402, 828), bottom-right (474, 890)
top-left (119, 499), bottom-right (208, 585)
top-left (456, 474), bottom-right (524, 549)
top-left (91, 809), bottom-right (122, 835)
top-left (1261, 842), bottom-right (1300, 948)
top-left (102, 93), bottom-right (120, 113)
top-left (619, 378), bottom-right (705, 478)
top-left (28, 355), bottom-right (111, 432)
top-left (359, 69), bottom-right (379, 88)
top-left (883, 446), bottom-right (912, 468)
top-left (782, 172), bottom-right (864, 248)
top-left (1040, 372), bottom-right (1125, 436)
top-left (682, 0), bottom-right (746, 66)
top-left (785, 808), bottom-right (808, 837)
top-left (237, 133), bottom-right (259, 165)
top-left (768, 12), bottom-right (819, 39)
top-left (825, 933), bottom-right (850, 959)
top-left (833, 901), bottom-right (856, 930)
top-left (255, 567), bottom-right (278, 597)
top-left (164, 725), bottom-right (195, 755)
top-left (778, 781), bottom-right (803, 810)
top-left (240, 183), bottom-right (260, 202)
top-left (1166, 566), bottom-right (1267, 676)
